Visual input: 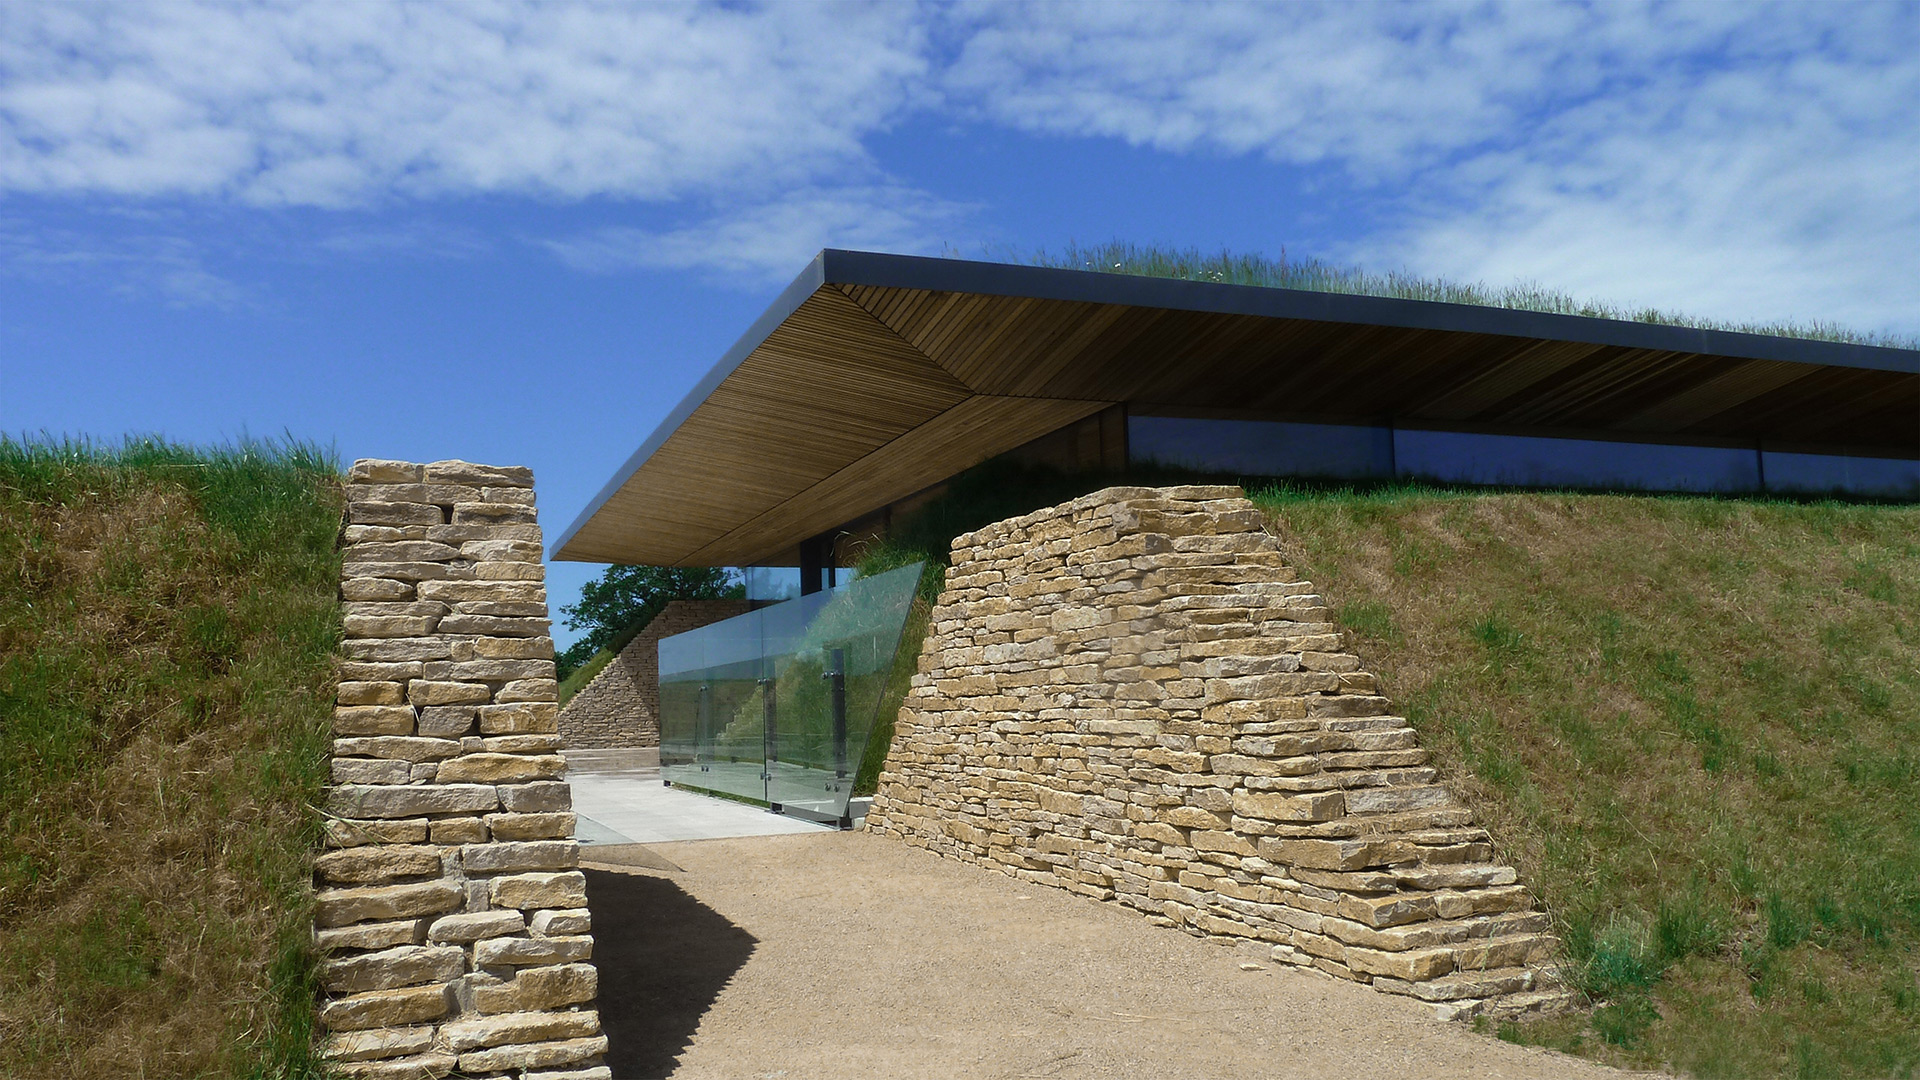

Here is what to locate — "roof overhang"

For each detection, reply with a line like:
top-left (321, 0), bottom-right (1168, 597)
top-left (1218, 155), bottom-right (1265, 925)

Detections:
top-left (553, 250), bottom-right (1920, 566)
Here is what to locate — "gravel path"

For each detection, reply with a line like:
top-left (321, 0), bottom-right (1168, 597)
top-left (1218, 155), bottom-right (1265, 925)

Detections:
top-left (583, 830), bottom-right (1627, 1080)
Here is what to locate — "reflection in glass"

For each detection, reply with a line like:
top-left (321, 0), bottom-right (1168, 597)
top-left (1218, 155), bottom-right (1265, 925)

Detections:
top-left (658, 561), bottom-right (923, 826)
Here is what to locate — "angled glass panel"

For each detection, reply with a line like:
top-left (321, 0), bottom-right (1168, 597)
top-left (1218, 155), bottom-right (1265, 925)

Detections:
top-left (658, 561), bottom-right (923, 824)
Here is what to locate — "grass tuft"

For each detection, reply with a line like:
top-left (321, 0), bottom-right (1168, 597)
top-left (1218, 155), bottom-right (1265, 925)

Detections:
top-left (0, 434), bottom-right (341, 1079)
top-left (1252, 483), bottom-right (1920, 1077)
top-left (1014, 241), bottom-right (1919, 350)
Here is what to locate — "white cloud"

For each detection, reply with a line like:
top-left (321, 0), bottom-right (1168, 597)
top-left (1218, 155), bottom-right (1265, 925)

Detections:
top-left (0, 217), bottom-right (249, 308)
top-left (1, 1), bottom-right (1914, 335)
top-left (0, 1), bottom-right (926, 205)
top-left (544, 185), bottom-right (972, 283)
top-left (944, 1), bottom-right (1920, 338)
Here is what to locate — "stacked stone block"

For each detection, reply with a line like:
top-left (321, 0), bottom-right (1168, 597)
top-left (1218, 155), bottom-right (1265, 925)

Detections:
top-left (866, 486), bottom-right (1570, 1019)
top-left (557, 598), bottom-right (751, 750)
top-left (320, 459), bottom-right (606, 1079)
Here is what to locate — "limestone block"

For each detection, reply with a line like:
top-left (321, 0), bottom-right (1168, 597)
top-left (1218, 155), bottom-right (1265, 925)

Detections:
top-left (1232, 791), bottom-right (1345, 822)
top-left (1337, 893), bottom-right (1440, 929)
top-left (344, 541), bottom-right (462, 565)
top-left (500, 782), bottom-right (572, 813)
top-left (429, 910), bottom-right (526, 944)
top-left (477, 561), bottom-right (545, 581)
top-left (420, 580), bottom-right (546, 603)
top-left (331, 758), bottom-right (412, 785)
top-left (439, 614), bottom-right (549, 638)
top-left (484, 812), bottom-right (576, 841)
top-left (341, 578), bottom-right (417, 602)
top-left (323, 1025), bottom-right (434, 1062)
top-left (316, 919), bottom-right (427, 953)
top-left (436, 753), bottom-right (566, 784)
top-left (429, 817), bottom-right (489, 844)
top-left (321, 944), bottom-right (467, 993)
top-left (348, 501), bottom-right (445, 527)
top-left (1345, 785), bottom-right (1454, 814)
top-left (333, 736), bottom-right (462, 762)
top-left (471, 635), bottom-right (557, 660)
top-left (334, 1052), bottom-right (458, 1079)
top-left (474, 962), bottom-right (598, 1013)
top-left (1433, 885), bottom-right (1533, 920)
top-left (496, 678), bottom-right (561, 703)
top-left (461, 840), bottom-right (578, 874)
top-left (440, 1009), bottom-right (601, 1051)
top-left (525, 1068), bottom-right (612, 1080)
top-left (408, 680), bottom-right (491, 706)
top-left (480, 702), bottom-right (562, 734)
top-left (474, 934), bottom-right (593, 967)
top-left (318, 983), bottom-right (451, 1030)
top-left (328, 784), bottom-right (499, 819)
top-left (423, 460), bottom-right (534, 487)
top-left (348, 460), bottom-right (425, 484)
top-left (453, 502), bottom-right (537, 525)
top-left (490, 872), bottom-right (588, 910)
top-left (347, 614), bottom-right (443, 638)
top-left (458, 1036), bottom-right (608, 1074)
top-left (343, 525), bottom-right (424, 544)
top-left (530, 909), bottom-right (591, 936)
top-left (333, 706), bottom-right (417, 736)
top-left (482, 735), bottom-right (565, 755)
top-left (418, 706), bottom-right (478, 738)
top-left (342, 637), bottom-right (454, 662)
top-left (325, 818), bottom-right (429, 848)
top-left (316, 880), bottom-right (464, 927)
top-left (338, 681), bottom-right (406, 706)
top-left (453, 601), bottom-right (549, 619)
top-left (449, 659), bottom-right (554, 681)
top-left (1345, 944), bottom-right (1456, 981)
top-left (316, 845), bottom-right (443, 885)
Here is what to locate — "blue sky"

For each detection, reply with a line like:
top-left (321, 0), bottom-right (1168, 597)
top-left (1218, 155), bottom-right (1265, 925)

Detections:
top-left (3, 1), bottom-right (1916, 650)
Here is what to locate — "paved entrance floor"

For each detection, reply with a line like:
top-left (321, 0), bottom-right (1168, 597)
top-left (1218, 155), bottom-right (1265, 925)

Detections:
top-left (563, 749), bottom-right (830, 845)
top-left (584, 831), bottom-right (1629, 1080)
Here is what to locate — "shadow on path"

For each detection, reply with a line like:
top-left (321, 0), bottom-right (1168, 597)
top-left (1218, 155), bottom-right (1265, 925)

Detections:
top-left (585, 868), bottom-right (758, 1079)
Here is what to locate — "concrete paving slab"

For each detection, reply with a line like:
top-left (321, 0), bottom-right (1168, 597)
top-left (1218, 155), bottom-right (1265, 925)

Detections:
top-left (563, 751), bottom-right (831, 845)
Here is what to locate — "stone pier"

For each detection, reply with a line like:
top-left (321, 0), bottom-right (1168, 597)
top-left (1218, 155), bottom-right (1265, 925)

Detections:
top-left (318, 459), bottom-right (606, 1079)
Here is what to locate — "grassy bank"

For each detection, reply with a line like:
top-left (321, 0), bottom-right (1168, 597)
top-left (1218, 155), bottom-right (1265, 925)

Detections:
top-left (1252, 486), bottom-right (1919, 1077)
top-left (0, 438), bottom-right (342, 1079)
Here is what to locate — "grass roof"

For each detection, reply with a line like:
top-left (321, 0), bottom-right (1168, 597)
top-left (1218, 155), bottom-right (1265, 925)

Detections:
top-left (1015, 242), bottom-right (1917, 351)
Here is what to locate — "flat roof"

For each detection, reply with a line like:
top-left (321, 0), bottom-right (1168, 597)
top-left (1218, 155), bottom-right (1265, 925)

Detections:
top-left (554, 250), bottom-right (1920, 566)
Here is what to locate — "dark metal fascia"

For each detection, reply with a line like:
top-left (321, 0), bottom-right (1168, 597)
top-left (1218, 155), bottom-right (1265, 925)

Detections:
top-left (549, 253), bottom-right (831, 561)
top-left (815, 250), bottom-right (1920, 377)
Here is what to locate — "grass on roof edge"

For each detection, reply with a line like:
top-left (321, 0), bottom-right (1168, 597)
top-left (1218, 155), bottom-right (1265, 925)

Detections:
top-left (0, 434), bottom-right (342, 1080)
top-left (998, 241), bottom-right (1920, 351)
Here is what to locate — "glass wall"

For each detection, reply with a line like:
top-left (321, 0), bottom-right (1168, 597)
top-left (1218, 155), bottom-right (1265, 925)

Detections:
top-left (657, 561), bottom-right (923, 825)
top-left (1128, 413), bottom-right (1918, 499)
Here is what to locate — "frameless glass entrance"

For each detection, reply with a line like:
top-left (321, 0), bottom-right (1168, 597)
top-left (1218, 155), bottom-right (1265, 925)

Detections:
top-left (657, 561), bottom-right (923, 826)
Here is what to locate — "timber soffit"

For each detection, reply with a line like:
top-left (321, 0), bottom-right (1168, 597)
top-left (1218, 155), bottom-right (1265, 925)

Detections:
top-left (553, 250), bottom-right (1920, 566)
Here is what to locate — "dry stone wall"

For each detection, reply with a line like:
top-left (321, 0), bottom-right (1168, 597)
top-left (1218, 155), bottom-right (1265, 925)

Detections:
top-left (557, 599), bottom-right (751, 749)
top-left (320, 459), bottom-right (607, 1079)
top-left (867, 486), bottom-right (1569, 1019)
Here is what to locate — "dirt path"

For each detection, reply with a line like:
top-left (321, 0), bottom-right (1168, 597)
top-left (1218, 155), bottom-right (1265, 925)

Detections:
top-left (583, 830), bottom-right (1626, 1080)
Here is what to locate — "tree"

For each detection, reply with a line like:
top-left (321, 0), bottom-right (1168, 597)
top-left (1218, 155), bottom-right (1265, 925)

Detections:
top-left (555, 565), bottom-right (742, 680)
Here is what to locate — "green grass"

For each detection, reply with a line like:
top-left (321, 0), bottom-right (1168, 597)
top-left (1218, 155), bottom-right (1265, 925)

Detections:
top-left (1013, 241), bottom-right (1919, 350)
top-left (1250, 483), bottom-right (1920, 1077)
top-left (0, 436), bottom-right (341, 1079)
top-left (557, 643), bottom-right (617, 705)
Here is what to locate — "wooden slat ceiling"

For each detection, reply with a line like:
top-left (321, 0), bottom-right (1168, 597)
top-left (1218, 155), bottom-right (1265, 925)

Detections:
top-left (557, 260), bottom-right (1918, 568)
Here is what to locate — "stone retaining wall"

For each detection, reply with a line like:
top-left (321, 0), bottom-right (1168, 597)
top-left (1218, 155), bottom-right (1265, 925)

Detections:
top-left (867, 486), bottom-right (1569, 1018)
top-left (557, 599), bottom-right (751, 750)
top-left (319, 459), bottom-right (607, 1079)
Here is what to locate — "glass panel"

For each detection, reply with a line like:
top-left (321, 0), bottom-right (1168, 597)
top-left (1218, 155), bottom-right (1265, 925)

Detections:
top-left (743, 565), bottom-right (802, 603)
top-left (658, 561), bottom-right (924, 824)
